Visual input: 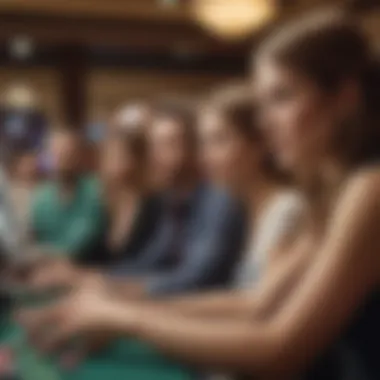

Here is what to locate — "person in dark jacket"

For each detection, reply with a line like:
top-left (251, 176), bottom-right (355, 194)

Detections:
top-left (104, 100), bottom-right (247, 296)
top-left (92, 116), bottom-right (161, 267)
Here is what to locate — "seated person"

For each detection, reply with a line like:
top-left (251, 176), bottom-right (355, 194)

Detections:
top-left (29, 101), bottom-right (248, 297)
top-left (95, 90), bottom-right (303, 299)
top-left (105, 100), bottom-right (248, 296)
top-left (199, 89), bottom-right (304, 289)
top-left (20, 12), bottom-right (380, 379)
top-left (30, 128), bottom-right (107, 263)
top-left (91, 115), bottom-right (161, 266)
top-left (20, 89), bottom-right (305, 373)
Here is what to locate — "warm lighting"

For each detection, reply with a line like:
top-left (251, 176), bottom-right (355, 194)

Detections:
top-left (8, 36), bottom-right (34, 60)
top-left (158, 0), bottom-right (179, 7)
top-left (2, 84), bottom-right (38, 110)
top-left (114, 103), bottom-right (150, 131)
top-left (192, 0), bottom-right (276, 40)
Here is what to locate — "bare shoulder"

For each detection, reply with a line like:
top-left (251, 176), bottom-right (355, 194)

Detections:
top-left (338, 167), bottom-right (380, 209)
top-left (351, 165), bottom-right (380, 186)
top-left (326, 167), bottom-right (380, 257)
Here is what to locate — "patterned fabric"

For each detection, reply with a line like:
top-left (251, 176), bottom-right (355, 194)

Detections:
top-left (234, 191), bottom-right (304, 288)
top-left (0, 167), bottom-right (23, 259)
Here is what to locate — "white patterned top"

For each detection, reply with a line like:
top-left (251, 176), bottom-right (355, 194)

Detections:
top-left (234, 191), bottom-right (305, 288)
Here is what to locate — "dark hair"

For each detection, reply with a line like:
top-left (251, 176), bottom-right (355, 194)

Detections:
top-left (152, 99), bottom-right (197, 149)
top-left (205, 87), bottom-right (289, 183)
top-left (102, 127), bottom-right (148, 198)
top-left (106, 128), bottom-right (147, 164)
top-left (107, 103), bottom-right (150, 163)
top-left (256, 8), bottom-right (380, 165)
top-left (206, 86), bottom-right (261, 144)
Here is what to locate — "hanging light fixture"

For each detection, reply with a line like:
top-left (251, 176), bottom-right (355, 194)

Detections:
top-left (192, 0), bottom-right (276, 40)
top-left (2, 84), bottom-right (37, 110)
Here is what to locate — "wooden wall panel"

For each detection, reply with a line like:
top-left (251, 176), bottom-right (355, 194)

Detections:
top-left (0, 67), bottom-right (242, 124)
top-left (86, 68), bottom-right (242, 120)
top-left (0, 68), bottom-right (62, 124)
top-left (0, 0), bottom-right (189, 22)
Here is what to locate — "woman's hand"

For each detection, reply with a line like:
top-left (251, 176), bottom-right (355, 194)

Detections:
top-left (7, 251), bottom-right (81, 291)
top-left (27, 258), bottom-right (81, 291)
top-left (18, 278), bottom-right (113, 350)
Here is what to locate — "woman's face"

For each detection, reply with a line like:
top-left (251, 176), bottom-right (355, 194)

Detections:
top-left (198, 110), bottom-right (257, 189)
top-left (148, 117), bottom-right (189, 189)
top-left (101, 138), bottom-right (138, 185)
top-left (255, 59), bottom-right (341, 173)
top-left (15, 154), bottom-right (38, 181)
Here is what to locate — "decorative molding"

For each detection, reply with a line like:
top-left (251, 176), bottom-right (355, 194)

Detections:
top-left (0, 0), bottom-right (189, 22)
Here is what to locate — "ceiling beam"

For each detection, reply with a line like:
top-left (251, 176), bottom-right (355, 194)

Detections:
top-left (0, 13), bottom-right (248, 55)
top-left (0, 0), bottom-right (190, 23)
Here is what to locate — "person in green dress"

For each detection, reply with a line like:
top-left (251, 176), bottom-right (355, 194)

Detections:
top-left (30, 128), bottom-right (107, 262)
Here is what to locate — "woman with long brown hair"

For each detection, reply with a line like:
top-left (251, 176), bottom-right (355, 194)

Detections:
top-left (95, 114), bottom-right (161, 266)
top-left (196, 88), bottom-right (303, 290)
top-left (21, 9), bottom-right (380, 379)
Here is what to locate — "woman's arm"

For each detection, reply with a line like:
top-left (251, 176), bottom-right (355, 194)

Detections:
top-left (104, 197), bottom-right (306, 320)
top-left (73, 241), bottom-right (307, 320)
top-left (139, 290), bottom-right (255, 319)
top-left (95, 233), bottom-right (307, 320)
top-left (21, 172), bottom-right (380, 378)
top-left (133, 244), bottom-right (308, 320)
top-left (99, 172), bottom-right (380, 376)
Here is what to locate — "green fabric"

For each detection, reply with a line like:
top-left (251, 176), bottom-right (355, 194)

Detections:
top-left (0, 323), bottom-right (194, 380)
top-left (0, 289), bottom-right (194, 380)
top-left (30, 176), bottom-right (106, 260)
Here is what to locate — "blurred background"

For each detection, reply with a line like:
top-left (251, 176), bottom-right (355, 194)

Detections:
top-left (0, 0), bottom-right (378, 149)
top-left (0, 3), bottom-right (378, 379)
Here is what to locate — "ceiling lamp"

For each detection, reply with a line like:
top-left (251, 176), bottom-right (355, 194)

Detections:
top-left (192, 0), bottom-right (276, 40)
top-left (2, 84), bottom-right (38, 110)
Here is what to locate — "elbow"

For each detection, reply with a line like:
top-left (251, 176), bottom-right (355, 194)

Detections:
top-left (204, 323), bottom-right (288, 377)
top-left (248, 323), bottom-right (304, 379)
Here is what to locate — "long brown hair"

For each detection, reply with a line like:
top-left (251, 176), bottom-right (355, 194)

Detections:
top-left (152, 99), bottom-right (197, 152)
top-left (204, 86), bottom-right (289, 184)
top-left (102, 126), bottom-right (148, 209)
top-left (256, 8), bottom-right (380, 167)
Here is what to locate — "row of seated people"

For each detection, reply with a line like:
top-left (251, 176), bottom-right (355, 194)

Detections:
top-left (9, 90), bottom-right (302, 298)
top-left (4, 8), bottom-right (380, 379)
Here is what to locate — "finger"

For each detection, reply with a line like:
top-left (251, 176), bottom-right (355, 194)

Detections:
top-left (19, 255), bottom-right (50, 275)
top-left (16, 304), bottom-right (62, 336)
top-left (7, 261), bottom-right (39, 283)
top-left (29, 270), bottom-right (54, 289)
top-left (37, 323), bottom-right (76, 354)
